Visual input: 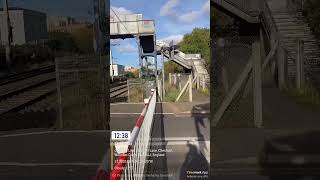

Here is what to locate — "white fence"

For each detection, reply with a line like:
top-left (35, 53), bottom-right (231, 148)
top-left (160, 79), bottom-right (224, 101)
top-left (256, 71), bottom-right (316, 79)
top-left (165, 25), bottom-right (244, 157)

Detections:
top-left (109, 89), bottom-right (157, 180)
top-left (122, 89), bottom-right (156, 179)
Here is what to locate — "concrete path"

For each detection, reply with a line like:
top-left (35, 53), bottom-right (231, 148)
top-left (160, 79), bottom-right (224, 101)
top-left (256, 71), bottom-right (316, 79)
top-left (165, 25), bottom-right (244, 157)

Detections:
top-left (212, 87), bottom-right (320, 179)
top-left (145, 102), bottom-right (210, 180)
top-left (0, 130), bottom-right (108, 180)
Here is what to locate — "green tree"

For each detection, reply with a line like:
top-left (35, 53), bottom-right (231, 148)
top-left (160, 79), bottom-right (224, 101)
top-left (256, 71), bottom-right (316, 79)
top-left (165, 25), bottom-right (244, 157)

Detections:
top-left (164, 61), bottom-right (184, 76)
top-left (303, 0), bottom-right (320, 38)
top-left (178, 28), bottom-right (210, 69)
top-left (211, 7), bottom-right (240, 38)
top-left (70, 25), bottom-right (94, 54)
top-left (48, 32), bottom-right (80, 54)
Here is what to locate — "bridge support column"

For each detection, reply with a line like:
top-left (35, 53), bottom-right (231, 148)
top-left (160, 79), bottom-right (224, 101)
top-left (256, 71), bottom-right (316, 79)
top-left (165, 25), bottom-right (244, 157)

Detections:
top-left (253, 41), bottom-right (263, 128)
top-left (277, 46), bottom-right (288, 90)
top-left (162, 53), bottom-right (165, 99)
top-left (197, 76), bottom-right (200, 89)
top-left (296, 39), bottom-right (305, 90)
top-left (189, 74), bottom-right (193, 102)
top-left (202, 75), bottom-right (206, 90)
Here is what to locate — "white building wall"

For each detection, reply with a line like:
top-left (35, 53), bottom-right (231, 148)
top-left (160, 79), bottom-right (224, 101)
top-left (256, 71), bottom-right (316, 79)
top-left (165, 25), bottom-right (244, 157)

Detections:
top-left (0, 10), bottom-right (25, 45)
top-left (110, 64), bottom-right (125, 76)
top-left (0, 9), bottom-right (47, 45)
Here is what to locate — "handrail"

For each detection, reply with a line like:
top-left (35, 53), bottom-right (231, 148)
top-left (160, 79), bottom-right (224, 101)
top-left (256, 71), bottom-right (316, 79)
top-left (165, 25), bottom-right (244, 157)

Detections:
top-left (260, 0), bottom-right (298, 64)
top-left (260, 0), bottom-right (279, 43)
top-left (108, 89), bottom-right (156, 180)
top-left (212, 0), bottom-right (260, 23)
top-left (219, 0), bottom-right (252, 16)
top-left (259, 0), bottom-right (319, 79)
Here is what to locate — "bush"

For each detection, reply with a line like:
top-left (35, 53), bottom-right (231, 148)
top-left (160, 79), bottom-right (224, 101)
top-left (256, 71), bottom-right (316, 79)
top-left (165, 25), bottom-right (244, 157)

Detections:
top-left (303, 0), bottom-right (320, 38)
top-left (1, 44), bottom-right (54, 71)
top-left (165, 86), bottom-right (180, 102)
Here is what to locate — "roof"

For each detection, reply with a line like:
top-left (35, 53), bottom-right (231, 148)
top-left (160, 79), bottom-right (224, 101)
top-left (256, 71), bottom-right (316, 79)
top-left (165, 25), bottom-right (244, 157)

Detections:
top-left (0, 7), bottom-right (46, 15)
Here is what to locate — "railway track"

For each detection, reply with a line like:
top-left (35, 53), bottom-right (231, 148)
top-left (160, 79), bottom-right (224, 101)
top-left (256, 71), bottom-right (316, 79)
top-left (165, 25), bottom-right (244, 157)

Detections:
top-left (110, 81), bottom-right (128, 98)
top-left (0, 66), bottom-right (56, 115)
top-left (0, 65), bottom-right (55, 86)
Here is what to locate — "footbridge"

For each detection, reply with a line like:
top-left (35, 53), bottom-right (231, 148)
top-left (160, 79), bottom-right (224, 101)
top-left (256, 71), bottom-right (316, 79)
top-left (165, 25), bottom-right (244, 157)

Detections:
top-left (212, 0), bottom-right (320, 90)
top-left (110, 13), bottom-right (157, 77)
top-left (156, 41), bottom-right (209, 83)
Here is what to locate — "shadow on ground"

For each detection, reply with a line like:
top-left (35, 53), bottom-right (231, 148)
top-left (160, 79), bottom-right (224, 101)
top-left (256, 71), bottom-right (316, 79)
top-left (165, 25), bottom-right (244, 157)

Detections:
top-left (0, 109), bottom-right (56, 131)
top-left (145, 98), bottom-right (169, 179)
top-left (179, 103), bottom-right (210, 179)
top-left (259, 130), bottom-right (320, 180)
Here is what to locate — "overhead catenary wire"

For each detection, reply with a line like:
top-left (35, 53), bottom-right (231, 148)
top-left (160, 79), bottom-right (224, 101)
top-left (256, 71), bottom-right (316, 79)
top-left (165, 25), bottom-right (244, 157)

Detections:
top-left (110, 7), bottom-right (139, 46)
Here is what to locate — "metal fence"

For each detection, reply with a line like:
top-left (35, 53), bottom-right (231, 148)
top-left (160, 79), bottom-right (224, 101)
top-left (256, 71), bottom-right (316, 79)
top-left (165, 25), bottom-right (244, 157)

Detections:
top-left (108, 89), bottom-right (157, 180)
top-left (127, 79), bottom-right (145, 103)
top-left (122, 90), bottom-right (156, 179)
top-left (55, 56), bottom-right (108, 129)
top-left (212, 36), bottom-right (256, 127)
top-left (168, 73), bottom-right (190, 91)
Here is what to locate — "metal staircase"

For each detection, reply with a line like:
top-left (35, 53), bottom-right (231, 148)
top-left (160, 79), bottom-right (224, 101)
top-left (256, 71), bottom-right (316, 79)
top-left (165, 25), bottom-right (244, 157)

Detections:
top-left (162, 51), bottom-right (192, 69)
top-left (212, 0), bottom-right (260, 23)
top-left (213, 0), bottom-right (320, 89)
top-left (157, 41), bottom-right (209, 80)
top-left (272, 10), bottom-right (320, 83)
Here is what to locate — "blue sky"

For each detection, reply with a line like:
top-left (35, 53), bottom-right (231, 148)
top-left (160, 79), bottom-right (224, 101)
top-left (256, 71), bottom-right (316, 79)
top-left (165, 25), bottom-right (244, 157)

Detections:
top-left (2, 0), bottom-right (210, 68)
top-left (111, 0), bottom-right (210, 67)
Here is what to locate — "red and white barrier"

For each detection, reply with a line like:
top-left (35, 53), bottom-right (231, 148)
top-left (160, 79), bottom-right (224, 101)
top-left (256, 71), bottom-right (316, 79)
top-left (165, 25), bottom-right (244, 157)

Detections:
top-left (94, 89), bottom-right (156, 180)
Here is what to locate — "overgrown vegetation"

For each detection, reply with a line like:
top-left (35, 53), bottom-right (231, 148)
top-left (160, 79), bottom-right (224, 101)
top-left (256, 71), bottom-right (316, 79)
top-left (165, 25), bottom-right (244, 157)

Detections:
top-left (124, 69), bottom-right (139, 78)
top-left (211, 7), bottom-right (240, 38)
top-left (303, 0), bottom-right (320, 39)
top-left (0, 45), bottom-right (54, 72)
top-left (128, 79), bottom-right (144, 103)
top-left (286, 86), bottom-right (320, 105)
top-left (178, 28), bottom-right (210, 70)
top-left (165, 85), bottom-right (180, 102)
top-left (164, 61), bottom-right (184, 76)
top-left (48, 25), bottom-right (94, 56)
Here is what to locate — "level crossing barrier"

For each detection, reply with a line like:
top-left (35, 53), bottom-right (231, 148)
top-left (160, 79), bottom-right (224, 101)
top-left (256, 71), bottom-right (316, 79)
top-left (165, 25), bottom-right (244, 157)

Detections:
top-left (94, 89), bottom-right (157, 180)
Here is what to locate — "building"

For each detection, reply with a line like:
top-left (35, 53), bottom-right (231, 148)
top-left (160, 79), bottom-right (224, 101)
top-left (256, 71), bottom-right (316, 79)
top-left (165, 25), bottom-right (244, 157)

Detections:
top-left (47, 16), bottom-right (75, 30)
top-left (125, 65), bottom-right (136, 72)
top-left (47, 15), bottom-right (91, 32)
top-left (0, 8), bottom-right (48, 45)
top-left (110, 64), bottom-right (125, 76)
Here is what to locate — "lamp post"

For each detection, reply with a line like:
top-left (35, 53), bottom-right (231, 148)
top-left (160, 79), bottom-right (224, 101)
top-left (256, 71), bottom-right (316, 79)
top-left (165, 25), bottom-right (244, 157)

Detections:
top-left (3, 0), bottom-right (12, 72)
top-left (110, 43), bottom-right (119, 82)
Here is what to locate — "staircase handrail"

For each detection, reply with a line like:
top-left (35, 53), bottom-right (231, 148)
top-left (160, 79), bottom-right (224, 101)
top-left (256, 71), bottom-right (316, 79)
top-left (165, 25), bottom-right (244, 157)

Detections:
top-left (260, 0), bottom-right (297, 63)
top-left (217, 0), bottom-right (253, 16)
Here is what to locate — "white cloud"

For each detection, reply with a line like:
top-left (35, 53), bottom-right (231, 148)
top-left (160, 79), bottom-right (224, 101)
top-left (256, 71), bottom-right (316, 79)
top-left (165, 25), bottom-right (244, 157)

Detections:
top-left (178, 11), bottom-right (202, 23)
top-left (158, 34), bottom-right (184, 45)
top-left (160, 0), bottom-right (179, 17)
top-left (160, 0), bottom-right (209, 24)
top-left (116, 43), bottom-right (137, 54)
top-left (110, 6), bottom-right (132, 16)
top-left (202, 0), bottom-right (210, 14)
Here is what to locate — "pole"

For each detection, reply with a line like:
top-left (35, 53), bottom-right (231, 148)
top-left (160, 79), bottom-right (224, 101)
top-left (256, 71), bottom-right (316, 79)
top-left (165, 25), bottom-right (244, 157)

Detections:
top-left (3, 0), bottom-right (11, 72)
top-left (154, 35), bottom-right (157, 77)
top-left (110, 49), bottom-right (114, 82)
top-left (253, 41), bottom-right (263, 128)
top-left (127, 79), bottom-right (130, 102)
top-left (137, 36), bottom-right (142, 79)
top-left (296, 39), bottom-right (305, 90)
top-left (94, 0), bottom-right (108, 130)
top-left (55, 59), bottom-right (63, 129)
top-left (189, 74), bottom-right (192, 102)
top-left (162, 53), bottom-right (165, 99)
